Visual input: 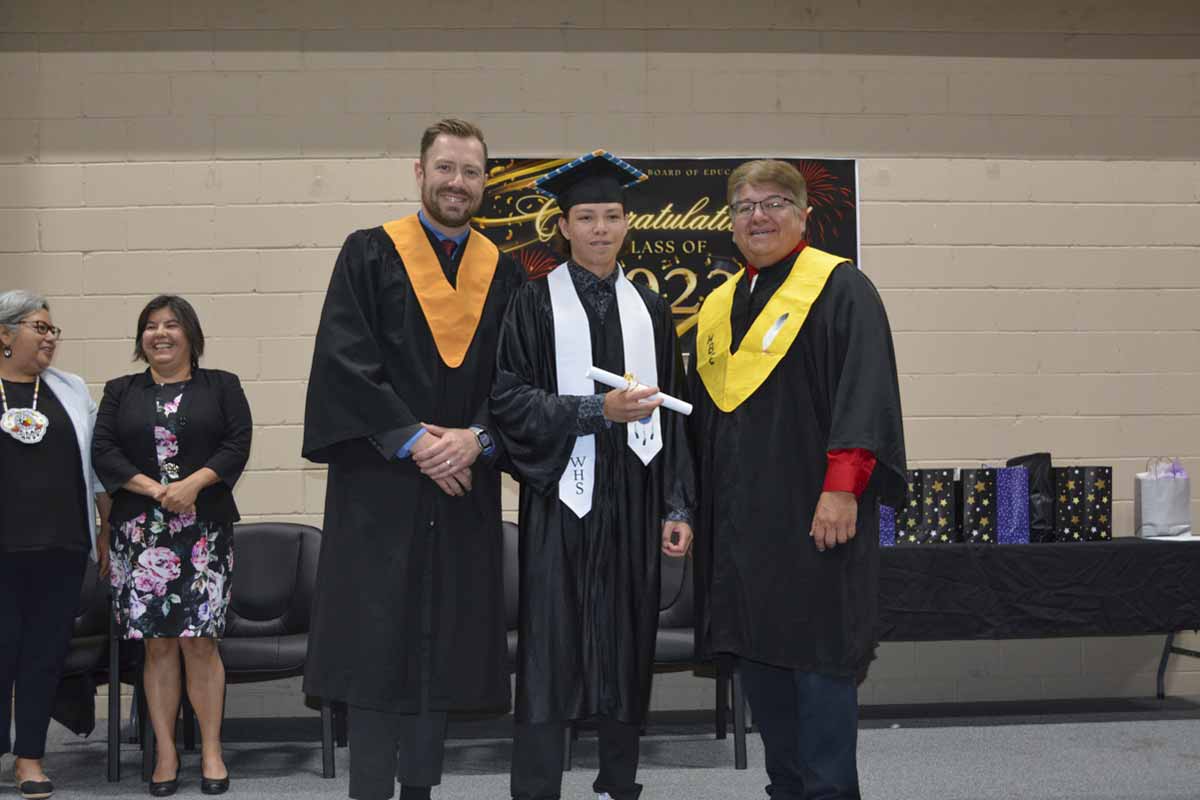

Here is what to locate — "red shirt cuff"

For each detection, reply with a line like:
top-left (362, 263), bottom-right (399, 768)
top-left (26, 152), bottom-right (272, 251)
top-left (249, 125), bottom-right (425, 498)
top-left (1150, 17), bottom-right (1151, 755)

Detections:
top-left (824, 448), bottom-right (877, 498)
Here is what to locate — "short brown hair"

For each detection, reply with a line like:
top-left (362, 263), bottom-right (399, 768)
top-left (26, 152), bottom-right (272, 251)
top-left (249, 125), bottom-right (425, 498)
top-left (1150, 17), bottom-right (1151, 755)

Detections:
top-left (419, 118), bottom-right (488, 164)
top-left (727, 159), bottom-right (807, 208)
top-left (133, 294), bottom-right (205, 371)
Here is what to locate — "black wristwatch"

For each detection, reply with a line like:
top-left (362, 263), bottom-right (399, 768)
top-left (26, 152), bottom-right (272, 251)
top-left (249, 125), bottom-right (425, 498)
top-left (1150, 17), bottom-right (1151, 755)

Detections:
top-left (470, 425), bottom-right (496, 458)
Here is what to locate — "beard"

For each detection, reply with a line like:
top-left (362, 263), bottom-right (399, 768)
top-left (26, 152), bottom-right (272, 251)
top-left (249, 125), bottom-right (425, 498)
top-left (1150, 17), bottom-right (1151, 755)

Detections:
top-left (422, 184), bottom-right (481, 229)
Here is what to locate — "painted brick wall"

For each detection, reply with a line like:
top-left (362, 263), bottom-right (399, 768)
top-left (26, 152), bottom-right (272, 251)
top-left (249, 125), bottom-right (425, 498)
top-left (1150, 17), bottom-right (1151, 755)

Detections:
top-left (2, 0), bottom-right (1198, 714)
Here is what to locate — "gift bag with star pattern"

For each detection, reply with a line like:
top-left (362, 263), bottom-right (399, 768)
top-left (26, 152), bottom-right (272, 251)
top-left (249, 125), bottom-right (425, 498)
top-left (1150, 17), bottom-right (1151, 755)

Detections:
top-left (896, 468), bottom-right (958, 545)
top-left (1054, 466), bottom-right (1113, 542)
top-left (961, 467), bottom-right (1030, 544)
top-left (879, 502), bottom-right (897, 546)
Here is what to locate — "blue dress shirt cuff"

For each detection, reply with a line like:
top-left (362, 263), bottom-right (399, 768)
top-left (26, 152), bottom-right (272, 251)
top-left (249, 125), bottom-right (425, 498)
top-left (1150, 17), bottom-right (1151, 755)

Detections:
top-left (396, 428), bottom-right (427, 459)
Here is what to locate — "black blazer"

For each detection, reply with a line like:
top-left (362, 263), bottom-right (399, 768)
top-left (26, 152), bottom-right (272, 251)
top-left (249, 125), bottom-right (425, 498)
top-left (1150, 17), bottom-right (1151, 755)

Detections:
top-left (93, 368), bottom-right (252, 527)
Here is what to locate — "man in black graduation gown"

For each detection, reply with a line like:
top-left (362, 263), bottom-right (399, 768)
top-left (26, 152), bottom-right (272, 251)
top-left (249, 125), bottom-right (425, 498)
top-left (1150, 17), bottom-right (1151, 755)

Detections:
top-left (490, 152), bottom-right (695, 800)
top-left (302, 119), bottom-right (524, 800)
top-left (690, 160), bottom-right (907, 800)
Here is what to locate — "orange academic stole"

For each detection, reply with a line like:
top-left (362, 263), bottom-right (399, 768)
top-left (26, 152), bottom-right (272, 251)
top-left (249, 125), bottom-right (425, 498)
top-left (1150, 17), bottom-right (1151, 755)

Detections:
top-left (383, 215), bottom-right (500, 368)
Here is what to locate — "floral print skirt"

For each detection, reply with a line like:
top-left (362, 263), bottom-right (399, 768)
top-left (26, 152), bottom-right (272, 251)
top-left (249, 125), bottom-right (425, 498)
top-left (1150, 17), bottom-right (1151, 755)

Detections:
top-left (110, 510), bottom-right (234, 639)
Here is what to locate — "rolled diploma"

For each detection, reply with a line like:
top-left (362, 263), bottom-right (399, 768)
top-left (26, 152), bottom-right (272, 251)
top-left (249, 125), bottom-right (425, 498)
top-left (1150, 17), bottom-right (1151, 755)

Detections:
top-left (585, 366), bottom-right (693, 416)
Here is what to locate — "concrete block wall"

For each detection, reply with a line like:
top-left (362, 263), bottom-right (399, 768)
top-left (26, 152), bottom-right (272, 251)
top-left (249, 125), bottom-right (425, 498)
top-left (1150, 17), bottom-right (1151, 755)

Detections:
top-left (2, 0), bottom-right (1199, 715)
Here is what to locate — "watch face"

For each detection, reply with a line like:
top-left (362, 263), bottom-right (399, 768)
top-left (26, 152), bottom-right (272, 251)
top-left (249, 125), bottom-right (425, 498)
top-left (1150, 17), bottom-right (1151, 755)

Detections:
top-left (477, 429), bottom-right (494, 451)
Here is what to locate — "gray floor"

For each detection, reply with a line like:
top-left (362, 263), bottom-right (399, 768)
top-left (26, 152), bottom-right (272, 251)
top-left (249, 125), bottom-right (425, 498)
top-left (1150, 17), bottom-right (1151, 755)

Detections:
top-left (9, 713), bottom-right (1200, 799)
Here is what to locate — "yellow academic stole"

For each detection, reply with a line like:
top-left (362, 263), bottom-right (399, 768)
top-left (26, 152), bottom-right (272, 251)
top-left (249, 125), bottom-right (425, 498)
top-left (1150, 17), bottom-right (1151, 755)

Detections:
top-left (383, 215), bottom-right (500, 368)
top-left (696, 246), bottom-right (847, 412)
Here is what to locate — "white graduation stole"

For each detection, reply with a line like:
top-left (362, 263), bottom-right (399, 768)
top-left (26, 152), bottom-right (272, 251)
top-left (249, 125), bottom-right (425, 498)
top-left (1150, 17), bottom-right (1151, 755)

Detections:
top-left (547, 262), bottom-right (663, 518)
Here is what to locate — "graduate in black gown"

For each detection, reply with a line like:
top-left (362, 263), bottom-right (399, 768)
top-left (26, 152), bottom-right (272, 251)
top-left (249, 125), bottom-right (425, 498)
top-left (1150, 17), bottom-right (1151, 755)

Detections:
top-left (490, 152), bottom-right (695, 800)
top-left (690, 160), bottom-right (906, 800)
top-left (302, 119), bottom-right (524, 800)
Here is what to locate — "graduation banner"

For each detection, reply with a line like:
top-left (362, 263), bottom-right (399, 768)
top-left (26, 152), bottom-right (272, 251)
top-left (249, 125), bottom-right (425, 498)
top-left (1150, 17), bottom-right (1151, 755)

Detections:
top-left (476, 156), bottom-right (859, 359)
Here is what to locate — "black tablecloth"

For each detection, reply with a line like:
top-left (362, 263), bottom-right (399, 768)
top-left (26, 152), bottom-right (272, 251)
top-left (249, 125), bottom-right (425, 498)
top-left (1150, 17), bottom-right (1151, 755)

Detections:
top-left (878, 538), bottom-right (1200, 641)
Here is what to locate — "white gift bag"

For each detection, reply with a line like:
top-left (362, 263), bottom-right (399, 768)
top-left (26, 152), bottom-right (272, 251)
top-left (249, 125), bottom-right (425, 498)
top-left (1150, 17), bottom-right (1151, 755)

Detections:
top-left (1135, 457), bottom-right (1192, 538)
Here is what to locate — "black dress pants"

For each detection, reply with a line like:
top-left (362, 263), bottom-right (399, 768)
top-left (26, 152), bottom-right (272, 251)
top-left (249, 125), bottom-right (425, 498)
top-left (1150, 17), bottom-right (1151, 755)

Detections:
top-left (511, 718), bottom-right (642, 800)
top-left (0, 549), bottom-right (88, 759)
top-left (348, 542), bottom-right (444, 800)
top-left (347, 705), bottom-right (448, 800)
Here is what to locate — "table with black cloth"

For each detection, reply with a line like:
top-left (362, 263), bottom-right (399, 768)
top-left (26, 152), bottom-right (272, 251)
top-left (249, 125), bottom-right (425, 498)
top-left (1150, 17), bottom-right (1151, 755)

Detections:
top-left (878, 538), bottom-right (1200, 698)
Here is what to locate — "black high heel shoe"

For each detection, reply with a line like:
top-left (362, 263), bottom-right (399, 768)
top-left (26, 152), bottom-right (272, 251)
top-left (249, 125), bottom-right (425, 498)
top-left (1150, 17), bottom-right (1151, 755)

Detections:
top-left (200, 774), bottom-right (230, 795)
top-left (147, 776), bottom-right (178, 797)
top-left (148, 752), bottom-right (180, 797)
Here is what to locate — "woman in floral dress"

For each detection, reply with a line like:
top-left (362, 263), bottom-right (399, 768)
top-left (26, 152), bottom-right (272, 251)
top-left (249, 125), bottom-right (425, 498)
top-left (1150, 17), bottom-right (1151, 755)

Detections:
top-left (94, 295), bottom-right (251, 796)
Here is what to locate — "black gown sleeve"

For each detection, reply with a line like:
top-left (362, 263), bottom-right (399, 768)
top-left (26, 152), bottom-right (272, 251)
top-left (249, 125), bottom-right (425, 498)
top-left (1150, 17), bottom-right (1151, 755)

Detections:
top-left (465, 254), bottom-right (526, 469)
top-left (92, 377), bottom-right (140, 494)
top-left (822, 264), bottom-right (907, 506)
top-left (468, 393), bottom-right (508, 469)
top-left (368, 424), bottom-right (423, 460)
top-left (302, 230), bottom-right (420, 464)
top-left (489, 280), bottom-right (584, 495)
top-left (203, 371), bottom-right (253, 487)
top-left (644, 287), bottom-right (696, 523)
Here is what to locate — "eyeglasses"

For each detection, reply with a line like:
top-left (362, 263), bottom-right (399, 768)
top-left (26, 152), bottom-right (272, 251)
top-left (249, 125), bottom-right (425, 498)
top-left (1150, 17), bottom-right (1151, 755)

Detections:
top-left (19, 321), bottom-right (63, 339)
top-left (730, 195), bottom-right (797, 219)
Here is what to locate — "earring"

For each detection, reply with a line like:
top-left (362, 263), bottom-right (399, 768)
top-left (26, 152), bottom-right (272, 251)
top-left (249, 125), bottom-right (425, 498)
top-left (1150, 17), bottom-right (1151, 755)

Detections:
top-left (2, 347), bottom-right (10, 358)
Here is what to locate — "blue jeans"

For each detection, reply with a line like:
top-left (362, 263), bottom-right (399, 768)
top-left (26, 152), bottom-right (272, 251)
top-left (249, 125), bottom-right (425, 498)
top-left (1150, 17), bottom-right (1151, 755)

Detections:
top-left (739, 659), bottom-right (861, 800)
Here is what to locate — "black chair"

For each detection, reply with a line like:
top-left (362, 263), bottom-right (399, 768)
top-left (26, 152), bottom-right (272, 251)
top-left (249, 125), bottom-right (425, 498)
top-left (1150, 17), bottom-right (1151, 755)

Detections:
top-left (52, 558), bottom-right (119, 781)
top-left (132, 522), bottom-right (339, 780)
top-left (63, 559), bottom-right (111, 682)
top-left (503, 520), bottom-right (520, 673)
top-left (654, 551), bottom-right (747, 769)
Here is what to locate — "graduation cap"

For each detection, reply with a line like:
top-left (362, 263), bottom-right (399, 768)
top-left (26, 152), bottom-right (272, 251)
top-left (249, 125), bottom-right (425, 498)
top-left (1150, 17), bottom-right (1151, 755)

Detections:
top-left (535, 150), bottom-right (648, 213)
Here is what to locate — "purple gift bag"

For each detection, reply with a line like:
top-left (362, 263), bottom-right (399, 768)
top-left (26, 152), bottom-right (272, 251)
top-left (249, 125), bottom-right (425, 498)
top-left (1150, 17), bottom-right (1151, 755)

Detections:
top-left (879, 503), bottom-right (897, 547)
top-left (996, 466), bottom-right (1030, 544)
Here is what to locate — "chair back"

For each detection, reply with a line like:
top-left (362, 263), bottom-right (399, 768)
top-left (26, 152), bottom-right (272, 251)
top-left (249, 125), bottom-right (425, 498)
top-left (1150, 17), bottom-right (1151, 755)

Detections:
top-left (658, 550), bottom-right (695, 630)
top-left (500, 520), bottom-right (695, 629)
top-left (502, 520), bottom-right (520, 631)
top-left (61, 558), bottom-right (111, 681)
top-left (74, 558), bottom-right (110, 640)
top-left (224, 523), bottom-right (322, 638)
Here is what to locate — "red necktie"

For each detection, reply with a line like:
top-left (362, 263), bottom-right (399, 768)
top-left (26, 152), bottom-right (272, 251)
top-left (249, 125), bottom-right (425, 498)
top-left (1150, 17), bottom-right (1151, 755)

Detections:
top-left (440, 239), bottom-right (457, 260)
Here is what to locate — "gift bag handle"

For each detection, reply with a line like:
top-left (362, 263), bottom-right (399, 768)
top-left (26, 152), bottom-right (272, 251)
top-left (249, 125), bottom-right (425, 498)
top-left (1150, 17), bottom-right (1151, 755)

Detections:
top-left (1146, 456), bottom-right (1186, 478)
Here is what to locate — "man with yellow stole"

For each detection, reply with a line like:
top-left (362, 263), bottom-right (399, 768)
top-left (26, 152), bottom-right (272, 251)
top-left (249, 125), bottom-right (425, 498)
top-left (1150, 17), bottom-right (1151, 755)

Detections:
top-left (302, 119), bottom-right (524, 800)
top-left (690, 160), bottom-right (907, 800)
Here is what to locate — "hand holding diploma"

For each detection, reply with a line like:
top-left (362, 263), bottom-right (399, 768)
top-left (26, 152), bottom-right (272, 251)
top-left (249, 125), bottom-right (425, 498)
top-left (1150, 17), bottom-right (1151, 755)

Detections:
top-left (587, 366), bottom-right (693, 416)
top-left (602, 382), bottom-right (662, 423)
